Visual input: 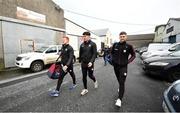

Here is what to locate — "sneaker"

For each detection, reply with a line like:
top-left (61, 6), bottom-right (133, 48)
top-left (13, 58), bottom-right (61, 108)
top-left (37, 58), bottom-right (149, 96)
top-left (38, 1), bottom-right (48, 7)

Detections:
top-left (115, 99), bottom-right (122, 107)
top-left (49, 90), bottom-right (60, 97)
top-left (94, 81), bottom-right (98, 88)
top-left (80, 89), bottom-right (88, 96)
top-left (69, 84), bottom-right (77, 90)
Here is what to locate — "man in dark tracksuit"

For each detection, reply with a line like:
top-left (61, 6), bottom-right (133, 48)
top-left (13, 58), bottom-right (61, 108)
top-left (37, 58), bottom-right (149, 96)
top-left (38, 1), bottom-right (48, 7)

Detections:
top-left (50, 36), bottom-right (76, 97)
top-left (102, 46), bottom-right (110, 66)
top-left (79, 31), bottom-right (98, 96)
top-left (111, 31), bottom-right (136, 107)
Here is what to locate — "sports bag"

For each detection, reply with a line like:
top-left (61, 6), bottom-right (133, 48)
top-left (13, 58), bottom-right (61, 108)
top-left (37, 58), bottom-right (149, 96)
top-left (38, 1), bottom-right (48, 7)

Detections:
top-left (47, 63), bottom-right (62, 79)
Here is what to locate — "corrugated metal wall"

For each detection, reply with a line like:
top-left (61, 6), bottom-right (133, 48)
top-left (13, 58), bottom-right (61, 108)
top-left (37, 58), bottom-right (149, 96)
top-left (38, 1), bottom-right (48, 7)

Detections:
top-left (0, 20), bottom-right (4, 69)
top-left (2, 19), bottom-right (64, 68)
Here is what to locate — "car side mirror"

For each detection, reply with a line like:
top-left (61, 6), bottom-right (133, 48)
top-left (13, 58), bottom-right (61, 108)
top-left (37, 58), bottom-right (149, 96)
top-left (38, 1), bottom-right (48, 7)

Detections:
top-left (168, 48), bottom-right (176, 51)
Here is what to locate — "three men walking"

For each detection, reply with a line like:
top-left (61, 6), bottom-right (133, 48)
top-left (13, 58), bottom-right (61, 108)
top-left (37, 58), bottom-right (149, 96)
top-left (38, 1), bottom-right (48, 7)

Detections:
top-left (50, 31), bottom-right (135, 108)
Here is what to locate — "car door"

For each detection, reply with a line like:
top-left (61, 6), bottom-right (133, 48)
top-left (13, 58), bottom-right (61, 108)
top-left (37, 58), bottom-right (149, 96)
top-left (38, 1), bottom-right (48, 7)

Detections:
top-left (44, 46), bottom-right (59, 64)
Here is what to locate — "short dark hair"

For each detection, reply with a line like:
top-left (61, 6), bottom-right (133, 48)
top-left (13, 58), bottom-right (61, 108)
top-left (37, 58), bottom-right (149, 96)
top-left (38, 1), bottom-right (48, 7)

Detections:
top-left (119, 31), bottom-right (127, 35)
top-left (83, 31), bottom-right (91, 36)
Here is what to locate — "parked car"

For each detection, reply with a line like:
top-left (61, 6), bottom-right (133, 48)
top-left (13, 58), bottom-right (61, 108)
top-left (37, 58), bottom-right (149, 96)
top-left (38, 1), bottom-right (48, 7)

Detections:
top-left (141, 42), bottom-right (180, 60)
top-left (15, 45), bottom-right (77, 72)
top-left (162, 80), bottom-right (180, 112)
top-left (139, 46), bottom-right (148, 55)
top-left (142, 51), bottom-right (180, 82)
top-left (141, 43), bottom-right (172, 60)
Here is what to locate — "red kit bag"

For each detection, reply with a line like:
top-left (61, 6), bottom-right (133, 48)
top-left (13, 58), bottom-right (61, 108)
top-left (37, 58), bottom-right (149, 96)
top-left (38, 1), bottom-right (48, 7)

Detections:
top-left (47, 63), bottom-right (62, 79)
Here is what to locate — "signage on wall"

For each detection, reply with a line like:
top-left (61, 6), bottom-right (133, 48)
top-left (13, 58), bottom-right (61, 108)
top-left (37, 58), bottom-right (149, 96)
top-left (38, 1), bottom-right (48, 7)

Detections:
top-left (16, 7), bottom-right (46, 23)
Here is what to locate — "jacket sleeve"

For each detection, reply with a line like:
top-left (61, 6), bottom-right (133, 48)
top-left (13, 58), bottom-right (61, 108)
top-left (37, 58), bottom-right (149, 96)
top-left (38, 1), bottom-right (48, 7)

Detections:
top-left (66, 46), bottom-right (74, 66)
top-left (128, 45), bottom-right (136, 64)
top-left (90, 43), bottom-right (97, 63)
top-left (111, 43), bottom-right (115, 55)
top-left (79, 45), bottom-right (82, 63)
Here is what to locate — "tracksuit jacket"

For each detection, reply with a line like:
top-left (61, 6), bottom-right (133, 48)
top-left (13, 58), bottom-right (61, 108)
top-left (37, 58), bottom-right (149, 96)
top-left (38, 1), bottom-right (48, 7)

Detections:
top-left (59, 44), bottom-right (74, 66)
top-left (79, 40), bottom-right (97, 64)
top-left (111, 42), bottom-right (136, 66)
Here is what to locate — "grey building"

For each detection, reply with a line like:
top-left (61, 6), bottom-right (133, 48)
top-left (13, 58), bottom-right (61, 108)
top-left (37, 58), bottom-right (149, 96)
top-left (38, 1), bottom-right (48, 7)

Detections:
top-left (0, 0), bottom-right (65, 69)
top-left (0, 0), bottom-right (65, 28)
top-left (163, 18), bottom-right (180, 43)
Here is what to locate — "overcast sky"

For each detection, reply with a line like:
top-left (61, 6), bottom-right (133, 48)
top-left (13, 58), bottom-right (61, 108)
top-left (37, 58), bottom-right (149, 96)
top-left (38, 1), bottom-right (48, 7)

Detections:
top-left (53, 0), bottom-right (180, 36)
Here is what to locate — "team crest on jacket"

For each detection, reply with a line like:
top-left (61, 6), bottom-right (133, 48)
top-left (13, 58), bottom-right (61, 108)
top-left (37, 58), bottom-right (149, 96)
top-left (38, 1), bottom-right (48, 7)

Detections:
top-left (123, 50), bottom-right (126, 53)
top-left (65, 48), bottom-right (68, 51)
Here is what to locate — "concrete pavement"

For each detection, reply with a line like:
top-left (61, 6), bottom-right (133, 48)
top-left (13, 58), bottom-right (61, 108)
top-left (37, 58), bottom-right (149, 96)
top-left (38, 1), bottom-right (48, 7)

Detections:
top-left (0, 62), bottom-right (81, 88)
top-left (0, 56), bottom-right (170, 112)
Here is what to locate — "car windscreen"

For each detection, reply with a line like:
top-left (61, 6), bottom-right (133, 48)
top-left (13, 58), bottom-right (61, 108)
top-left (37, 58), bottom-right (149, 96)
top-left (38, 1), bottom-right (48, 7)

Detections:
top-left (148, 44), bottom-right (171, 52)
top-left (34, 47), bottom-right (49, 53)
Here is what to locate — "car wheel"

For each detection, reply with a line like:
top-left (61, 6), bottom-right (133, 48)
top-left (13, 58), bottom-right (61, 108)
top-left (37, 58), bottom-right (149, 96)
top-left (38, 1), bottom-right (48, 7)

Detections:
top-left (30, 61), bottom-right (44, 72)
top-left (168, 69), bottom-right (180, 82)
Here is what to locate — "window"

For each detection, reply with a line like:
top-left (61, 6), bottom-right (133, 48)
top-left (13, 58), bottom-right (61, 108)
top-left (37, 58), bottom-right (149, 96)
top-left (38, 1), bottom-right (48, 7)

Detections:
top-left (166, 26), bottom-right (174, 34)
top-left (46, 47), bottom-right (57, 53)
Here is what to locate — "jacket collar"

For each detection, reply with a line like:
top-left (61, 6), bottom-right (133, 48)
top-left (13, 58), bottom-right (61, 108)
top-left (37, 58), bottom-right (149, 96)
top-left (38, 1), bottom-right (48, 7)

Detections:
top-left (119, 41), bottom-right (126, 45)
top-left (84, 40), bottom-right (91, 44)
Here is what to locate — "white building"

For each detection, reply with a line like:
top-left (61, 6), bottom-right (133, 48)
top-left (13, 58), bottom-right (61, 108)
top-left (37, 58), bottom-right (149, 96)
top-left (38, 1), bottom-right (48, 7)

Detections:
top-left (92, 28), bottom-right (113, 48)
top-left (65, 18), bottom-right (101, 58)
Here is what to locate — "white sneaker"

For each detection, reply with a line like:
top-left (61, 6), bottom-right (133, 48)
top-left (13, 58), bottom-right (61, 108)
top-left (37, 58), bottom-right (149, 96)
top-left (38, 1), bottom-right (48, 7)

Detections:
top-left (81, 89), bottom-right (88, 96)
top-left (94, 81), bottom-right (98, 88)
top-left (115, 99), bottom-right (122, 107)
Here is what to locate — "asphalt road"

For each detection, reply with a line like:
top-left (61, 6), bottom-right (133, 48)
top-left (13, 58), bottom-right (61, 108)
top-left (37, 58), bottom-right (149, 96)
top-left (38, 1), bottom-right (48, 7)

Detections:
top-left (0, 54), bottom-right (170, 112)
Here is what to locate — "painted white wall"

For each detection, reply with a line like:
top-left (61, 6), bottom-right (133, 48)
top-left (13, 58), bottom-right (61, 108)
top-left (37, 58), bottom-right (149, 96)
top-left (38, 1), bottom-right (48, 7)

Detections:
top-left (65, 19), bottom-right (101, 52)
top-left (91, 34), bottom-right (101, 51)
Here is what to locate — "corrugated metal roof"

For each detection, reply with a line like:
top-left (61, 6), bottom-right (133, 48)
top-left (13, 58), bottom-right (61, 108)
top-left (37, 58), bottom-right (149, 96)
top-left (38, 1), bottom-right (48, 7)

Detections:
top-left (127, 33), bottom-right (155, 41)
top-left (170, 18), bottom-right (180, 21)
top-left (91, 28), bottom-right (109, 37)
